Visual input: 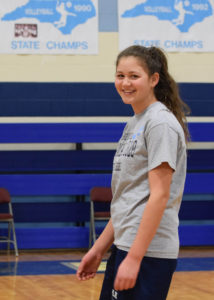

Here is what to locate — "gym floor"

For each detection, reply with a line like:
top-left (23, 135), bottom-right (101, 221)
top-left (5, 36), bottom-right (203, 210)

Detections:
top-left (0, 247), bottom-right (214, 300)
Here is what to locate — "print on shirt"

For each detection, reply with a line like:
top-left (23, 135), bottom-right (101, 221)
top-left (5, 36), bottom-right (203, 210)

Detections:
top-left (115, 132), bottom-right (137, 158)
top-left (113, 127), bottom-right (144, 171)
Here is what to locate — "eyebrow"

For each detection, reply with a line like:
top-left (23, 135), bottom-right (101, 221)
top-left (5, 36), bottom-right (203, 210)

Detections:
top-left (116, 70), bottom-right (139, 74)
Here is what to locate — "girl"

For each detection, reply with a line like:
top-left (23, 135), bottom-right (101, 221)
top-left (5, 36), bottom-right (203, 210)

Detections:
top-left (77, 45), bottom-right (190, 300)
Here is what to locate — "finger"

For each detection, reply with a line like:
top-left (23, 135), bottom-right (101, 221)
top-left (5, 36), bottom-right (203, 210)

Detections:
top-left (114, 276), bottom-right (122, 291)
top-left (77, 271), bottom-right (95, 281)
top-left (76, 264), bottom-right (83, 275)
top-left (129, 279), bottom-right (136, 289)
top-left (114, 276), bottom-right (136, 291)
top-left (113, 279), bottom-right (118, 290)
top-left (123, 280), bottom-right (131, 290)
top-left (78, 271), bottom-right (89, 280)
top-left (85, 272), bottom-right (96, 280)
top-left (76, 271), bottom-right (85, 280)
top-left (76, 269), bottom-right (83, 279)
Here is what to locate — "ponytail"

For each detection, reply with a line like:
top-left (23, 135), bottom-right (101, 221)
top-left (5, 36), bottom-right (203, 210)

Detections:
top-left (149, 47), bottom-right (190, 141)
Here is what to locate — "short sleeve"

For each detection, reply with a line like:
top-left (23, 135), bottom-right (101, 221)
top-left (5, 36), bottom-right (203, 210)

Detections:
top-left (146, 123), bottom-right (178, 171)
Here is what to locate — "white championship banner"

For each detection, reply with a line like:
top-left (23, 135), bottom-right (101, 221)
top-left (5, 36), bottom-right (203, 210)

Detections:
top-left (0, 0), bottom-right (98, 54)
top-left (118, 0), bottom-right (214, 52)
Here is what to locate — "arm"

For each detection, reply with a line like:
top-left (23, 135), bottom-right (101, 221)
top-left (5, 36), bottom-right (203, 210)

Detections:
top-left (114, 162), bottom-right (173, 290)
top-left (77, 218), bottom-right (114, 281)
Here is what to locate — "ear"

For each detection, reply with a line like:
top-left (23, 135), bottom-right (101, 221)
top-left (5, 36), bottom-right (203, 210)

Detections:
top-left (151, 72), bottom-right (159, 88)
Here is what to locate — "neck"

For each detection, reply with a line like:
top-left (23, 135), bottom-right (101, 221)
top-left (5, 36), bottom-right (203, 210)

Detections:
top-left (132, 98), bottom-right (158, 115)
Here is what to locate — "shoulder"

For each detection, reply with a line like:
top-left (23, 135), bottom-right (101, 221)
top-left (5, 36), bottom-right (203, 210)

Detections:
top-left (145, 102), bottom-right (182, 134)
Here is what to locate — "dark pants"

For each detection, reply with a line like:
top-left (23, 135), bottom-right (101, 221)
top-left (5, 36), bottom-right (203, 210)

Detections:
top-left (99, 246), bottom-right (177, 300)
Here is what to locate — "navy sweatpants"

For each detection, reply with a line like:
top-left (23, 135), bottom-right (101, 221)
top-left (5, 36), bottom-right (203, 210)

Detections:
top-left (99, 246), bottom-right (177, 300)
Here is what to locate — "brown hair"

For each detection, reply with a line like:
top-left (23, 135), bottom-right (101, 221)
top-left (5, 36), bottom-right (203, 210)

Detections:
top-left (116, 45), bottom-right (190, 141)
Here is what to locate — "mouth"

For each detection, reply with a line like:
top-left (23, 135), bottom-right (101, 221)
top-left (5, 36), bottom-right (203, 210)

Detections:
top-left (122, 90), bottom-right (135, 95)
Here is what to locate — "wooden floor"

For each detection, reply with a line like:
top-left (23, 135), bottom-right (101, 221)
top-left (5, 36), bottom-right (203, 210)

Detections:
top-left (0, 247), bottom-right (214, 300)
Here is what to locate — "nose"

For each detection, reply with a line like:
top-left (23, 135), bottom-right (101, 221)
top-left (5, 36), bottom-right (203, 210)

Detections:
top-left (122, 76), bottom-right (131, 86)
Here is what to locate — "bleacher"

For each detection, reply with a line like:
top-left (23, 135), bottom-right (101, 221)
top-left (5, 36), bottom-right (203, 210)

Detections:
top-left (0, 82), bottom-right (213, 249)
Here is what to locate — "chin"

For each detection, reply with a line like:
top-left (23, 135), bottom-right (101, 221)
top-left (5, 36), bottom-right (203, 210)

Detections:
top-left (121, 96), bottom-right (134, 103)
top-left (121, 99), bottom-right (132, 105)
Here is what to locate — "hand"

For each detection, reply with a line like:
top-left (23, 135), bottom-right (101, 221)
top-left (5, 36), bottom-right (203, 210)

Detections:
top-left (114, 255), bottom-right (141, 291)
top-left (76, 248), bottom-right (103, 281)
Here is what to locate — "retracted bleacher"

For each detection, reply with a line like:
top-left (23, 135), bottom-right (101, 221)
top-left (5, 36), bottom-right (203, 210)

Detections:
top-left (0, 82), bottom-right (213, 249)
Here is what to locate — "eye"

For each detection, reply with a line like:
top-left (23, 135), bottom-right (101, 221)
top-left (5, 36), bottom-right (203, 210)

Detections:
top-left (116, 74), bottom-right (124, 79)
top-left (130, 74), bottom-right (139, 79)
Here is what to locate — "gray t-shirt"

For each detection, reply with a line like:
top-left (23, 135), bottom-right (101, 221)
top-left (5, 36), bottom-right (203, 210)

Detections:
top-left (111, 101), bottom-right (187, 259)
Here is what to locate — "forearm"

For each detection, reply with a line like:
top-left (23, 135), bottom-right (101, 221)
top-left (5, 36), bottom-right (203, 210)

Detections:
top-left (77, 219), bottom-right (114, 281)
top-left (92, 218), bottom-right (114, 256)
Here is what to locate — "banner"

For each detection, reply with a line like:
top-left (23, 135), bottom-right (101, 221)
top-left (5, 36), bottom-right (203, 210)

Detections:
top-left (0, 0), bottom-right (98, 54)
top-left (118, 0), bottom-right (214, 52)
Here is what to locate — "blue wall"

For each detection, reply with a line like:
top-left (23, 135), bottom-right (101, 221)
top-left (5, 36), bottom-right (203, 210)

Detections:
top-left (0, 82), bottom-right (214, 116)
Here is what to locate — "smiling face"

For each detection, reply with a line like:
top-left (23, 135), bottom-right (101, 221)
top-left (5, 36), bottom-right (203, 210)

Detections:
top-left (115, 56), bottom-right (159, 114)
